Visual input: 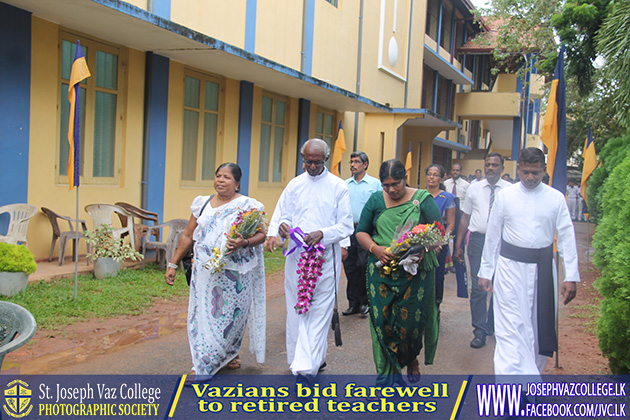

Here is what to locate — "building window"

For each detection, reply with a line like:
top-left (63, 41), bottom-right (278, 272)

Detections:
top-left (58, 35), bottom-right (122, 184)
top-left (324, 0), bottom-right (338, 7)
top-left (315, 109), bottom-right (335, 170)
top-left (181, 72), bottom-right (222, 184)
top-left (426, 0), bottom-right (439, 40)
top-left (259, 94), bottom-right (287, 183)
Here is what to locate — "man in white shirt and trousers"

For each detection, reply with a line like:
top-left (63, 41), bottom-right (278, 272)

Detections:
top-left (454, 153), bottom-right (512, 349)
top-left (267, 138), bottom-right (354, 376)
top-left (478, 147), bottom-right (578, 375)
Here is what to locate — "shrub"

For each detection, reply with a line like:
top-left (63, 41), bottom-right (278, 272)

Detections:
top-left (85, 225), bottom-right (143, 263)
top-left (0, 243), bottom-right (37, 275)
top-left (592, 153), bottom-right (630, 374)
top-left (586, 130), bottom-right (630, 222)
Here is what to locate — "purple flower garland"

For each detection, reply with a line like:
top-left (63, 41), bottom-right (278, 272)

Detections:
top-left (294, 246), bottom-right (325, 314)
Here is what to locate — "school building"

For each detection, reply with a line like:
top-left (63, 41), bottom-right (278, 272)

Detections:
top-left (0, 0), bottom-right (543, 260)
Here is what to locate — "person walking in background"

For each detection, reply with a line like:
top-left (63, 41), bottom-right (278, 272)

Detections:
top-left (566, 181), bottom-right (581, 221)
top-left (165, 163), bottom-right (267, 377)
top-left (343, 151), bottom-right (381, 316)
top-left (478, 147), bottom-right (578, 375)
top-left (442, 163), bottom-right (469, 297)
top-left (454, 153), bottom-right (512, 349)
top-left (356, 159), bottom-right (442, 385)
top-left (266, 139), bottom-right (354, 377)
top-left (471, 169), bottom-right (483, 184)
top-left (443, 163), bottom-right (469, 205)
top-left (424, 164), bottom-right (456, 308)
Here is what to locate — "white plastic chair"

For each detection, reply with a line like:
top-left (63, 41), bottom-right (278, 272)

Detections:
top-left (0, 204), bottom-right (37, 245)
top-left (84, 204), bottom-right (136, 250)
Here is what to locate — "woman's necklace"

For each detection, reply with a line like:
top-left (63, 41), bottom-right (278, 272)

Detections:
top-left (214, 194), bottom-right (236, 207)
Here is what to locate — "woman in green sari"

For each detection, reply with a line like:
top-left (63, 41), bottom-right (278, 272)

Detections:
top-left (356, 159), bottom-right (442, 385)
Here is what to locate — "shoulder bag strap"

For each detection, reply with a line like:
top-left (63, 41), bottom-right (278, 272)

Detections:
top-left (199, 194), bottom-right (215, 217)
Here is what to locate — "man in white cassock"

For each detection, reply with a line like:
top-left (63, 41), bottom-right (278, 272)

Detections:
top-left (267, 138), bottom-right (354, 376)
top-left (478, 147), bottom-right (578, 376)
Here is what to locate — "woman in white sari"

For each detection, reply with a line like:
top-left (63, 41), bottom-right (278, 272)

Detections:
top-left (165, 163), bottom-right (266, 376)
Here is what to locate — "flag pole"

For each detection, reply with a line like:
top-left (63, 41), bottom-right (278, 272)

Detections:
top-left (586, 216), bottom-right (590, 271)
top-left (75, 187), bottom-right (79, 300)
top-left (555, 252), bottom-right (560, 369)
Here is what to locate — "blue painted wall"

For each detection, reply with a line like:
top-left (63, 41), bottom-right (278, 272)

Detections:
top-left (154, 0), bottom-right (171, 20)
top-left (142, 53), bottom-right (169, 223)
top-left (245, 0), bottom-right (257, 53)
top-left (237, 81), bottom-right (254, 195)
top-left (296, 99), bottom-right (311, 175)
top-left (0, 3), bottom-right (31, 234)
top-left (302, 0), bottom-right (315, 75)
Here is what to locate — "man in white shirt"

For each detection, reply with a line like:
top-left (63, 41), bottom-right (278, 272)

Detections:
top-left (566, 181), bottom-right (581, 220)
top-left (478, 147), bottom-right (578, 375)
top-left (470, 169), bottom-right (483, 184)
top-left (443, 163), bottom-right (469, 204)
top-left (267, 139), bottom-right (354, 376)
top-left (454, 153), bottom-right (512, 349)
top-left (343, 151), bottom-right (381, 315)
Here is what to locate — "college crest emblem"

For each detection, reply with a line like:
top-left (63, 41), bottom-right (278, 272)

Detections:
top-left (3, 379), bottom-right (32, 418)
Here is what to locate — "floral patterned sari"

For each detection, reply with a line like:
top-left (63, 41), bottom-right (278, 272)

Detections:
top-left (188, 195), bottom-right (266, 376)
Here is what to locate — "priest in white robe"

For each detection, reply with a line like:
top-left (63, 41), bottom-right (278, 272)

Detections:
top-left (267, 138), bottom-right (354, 376)
top-left (478, 147), bottom-right (578, 376)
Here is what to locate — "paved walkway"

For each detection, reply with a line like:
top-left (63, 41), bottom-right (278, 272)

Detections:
top-left (12, 221), bottom-right (596, 376)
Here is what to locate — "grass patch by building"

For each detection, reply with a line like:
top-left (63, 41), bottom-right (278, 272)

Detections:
top-left (1, 251), bottom-right (285, 331)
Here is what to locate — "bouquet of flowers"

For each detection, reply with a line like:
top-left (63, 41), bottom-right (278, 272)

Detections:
top-left (376, 219), bottom-right (452, 275)
top-left (204, 208), bottom-right (266, 273)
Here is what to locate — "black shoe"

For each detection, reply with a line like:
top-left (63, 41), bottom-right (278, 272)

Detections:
top-left (470, 335), bottom-right (486, 349)
top-left (342, 306), bottom-right (360, 316)
top-left (360, 304), bottom-right (370, 315)
top-left (318, 362), bottom-right (327, 373)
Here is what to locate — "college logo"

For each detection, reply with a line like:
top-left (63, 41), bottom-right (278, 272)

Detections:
top-left (3, 379), bottom-right (33, 418)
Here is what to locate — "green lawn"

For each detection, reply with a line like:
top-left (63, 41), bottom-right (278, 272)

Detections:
top-left (1, 251), bottom-right (285, 331)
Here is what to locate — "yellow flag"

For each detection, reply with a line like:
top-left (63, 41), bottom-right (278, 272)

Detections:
top-left (331, 122), bottom-right (346, 177)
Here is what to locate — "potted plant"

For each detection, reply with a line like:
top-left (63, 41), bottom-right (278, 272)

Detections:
top-left (0, 242), bottom-right (37, 296)
top-left (85, 225), bottom-right (143, 279)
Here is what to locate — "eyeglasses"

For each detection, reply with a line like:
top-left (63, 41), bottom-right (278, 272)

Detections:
top-left (382, 179), bottom-right (404, 189)
top-left (303, 159), bottom-right (325, 167)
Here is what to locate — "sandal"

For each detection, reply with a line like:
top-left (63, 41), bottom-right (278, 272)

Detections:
top-left (407, 358), bottom-right (421, 383)
top-left (227, 355), bottom-right (241, 370)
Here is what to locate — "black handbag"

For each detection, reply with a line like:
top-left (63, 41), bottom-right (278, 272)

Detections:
top-left (182, 195), bottom-right (213, 286)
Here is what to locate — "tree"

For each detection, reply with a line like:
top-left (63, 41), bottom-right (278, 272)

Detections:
top-left (551, 0), bottom-right (612, 96)
top-left (596, 1), bottom-right (630, 128)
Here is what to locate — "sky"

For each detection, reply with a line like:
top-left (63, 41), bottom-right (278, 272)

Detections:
top-left (469, 0), bottom-right (491, 10)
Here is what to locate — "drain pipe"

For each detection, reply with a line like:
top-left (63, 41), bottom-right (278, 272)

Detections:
top-left (353, 0), bottom-right (365, 151)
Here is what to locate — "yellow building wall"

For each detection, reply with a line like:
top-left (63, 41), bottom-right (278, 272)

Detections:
top-left (246, 89), bottom-right (300, 215)
top-left (357, 1), bottom-right (408, 107)
top-left (27, 17), bottom-right (146, 260)
top-left (255, 0), bottom-right (303, 70)
top-left (311, 0), bottom-right (359, 93)
top-left (169, 0), bottom-right (247, 49)
top-left (162, 63), bottom-right (241, 224)
top-left (125, 0), bottom-right (148, 10)
top-left (492, 73), bottom-right (518, 93)
top-left (405, 0), bottom-right (427, 108)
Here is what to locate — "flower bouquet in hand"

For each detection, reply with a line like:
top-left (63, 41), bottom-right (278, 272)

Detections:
top-left (204, 208), bottom-right (266, 273)
top-left (376, 219), bottom-right (452, 275)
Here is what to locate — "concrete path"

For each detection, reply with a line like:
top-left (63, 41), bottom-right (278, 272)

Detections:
top-left (39, 221), bottom-right (594, 376)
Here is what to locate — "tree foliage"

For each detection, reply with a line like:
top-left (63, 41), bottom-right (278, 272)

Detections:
top-left (596, 0), bottom-right (630, 128)
top-left (551, 0), bottom-right (612, 96)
